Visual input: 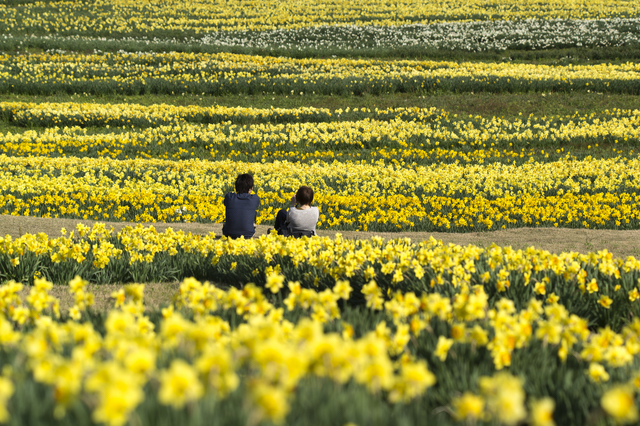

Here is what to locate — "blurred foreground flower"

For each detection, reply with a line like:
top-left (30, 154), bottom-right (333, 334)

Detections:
top-left (530, 397), bottom-right (555, 426)
top-left (452, 392), bottom-right (484, 421)
top-left (601, 385), bottom-right (638, 424)
top-left (251, 382), bottom-right (290, 424)
top-left (159, 359), bottom-right (204, 409)
top-left (479, 372), bottom-right (527, 425)
top-left (0, 376), bottom-right (14, 423)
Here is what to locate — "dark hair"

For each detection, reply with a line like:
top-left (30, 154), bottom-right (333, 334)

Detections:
top-left (296, 186), bottom-right (313, 206)
top-left (235, 174), bottom-right (254, 193)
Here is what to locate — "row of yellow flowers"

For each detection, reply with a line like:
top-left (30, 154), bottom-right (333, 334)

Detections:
top-left (2, 222), bottom-right (638, 306)
top-left (0, 100), bottom-right (349, 127)
top-left (3, 222), bottom-right (633, 277)
top-left (4, 150), bottom-right (640, 200)
top-left (0, 122), bottom-right (631, 162)
top-left (3, 101), bottom-right (636, 131)
top-left (0, 101), bottom-right (445, 127)
top-left (0, 155), bottom-right (639, 229)
top-left (1, 103), bottom-right (637, 154)
top-left (2, 51), bottom-right (639, 89)
top-left (2, 224), bottom-right (637, 338)
top-left (1, 0), bottom-right (636, 33)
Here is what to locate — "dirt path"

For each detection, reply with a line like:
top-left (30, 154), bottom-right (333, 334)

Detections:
top-left (2, 214), bottom-right (640, 258)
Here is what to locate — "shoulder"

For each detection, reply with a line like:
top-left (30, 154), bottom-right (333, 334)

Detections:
top-left (291, 207), bottom-right (319, 217)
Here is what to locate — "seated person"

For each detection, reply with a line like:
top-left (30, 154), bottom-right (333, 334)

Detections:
top-left (273, 186), bottom-right (319, 238)
top-left (222, 173), bottom-right (260, 239)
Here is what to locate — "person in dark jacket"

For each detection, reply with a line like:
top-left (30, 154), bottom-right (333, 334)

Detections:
top-left (222, 174), bottom-right (260, 239)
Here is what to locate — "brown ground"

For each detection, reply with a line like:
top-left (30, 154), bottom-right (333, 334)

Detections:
top-left (6, 214), bottom-right (640, 312)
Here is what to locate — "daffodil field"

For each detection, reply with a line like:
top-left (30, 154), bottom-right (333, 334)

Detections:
top-left (1, 0), bottom-right (640, 425)
top-left (2, 225), bottom-right (640, 425)
top-left (1, 103), bottom-right (640, 230)
top-left (3, 224), bottom-right (640, 426)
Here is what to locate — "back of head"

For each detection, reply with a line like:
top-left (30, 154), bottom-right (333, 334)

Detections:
top-left (235, 173), bottom-right (254, 193)
top-left (296, 186), bottom-right (313, 205)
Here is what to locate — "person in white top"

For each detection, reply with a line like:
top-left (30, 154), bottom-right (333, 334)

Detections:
top-left (273, 186), bottom-right (319, 237)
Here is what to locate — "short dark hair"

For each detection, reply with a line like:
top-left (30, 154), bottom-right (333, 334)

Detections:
top-left (235, 174), bottom-right (254, 193)
top-left (296, 186), bottom-right (313, 206)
